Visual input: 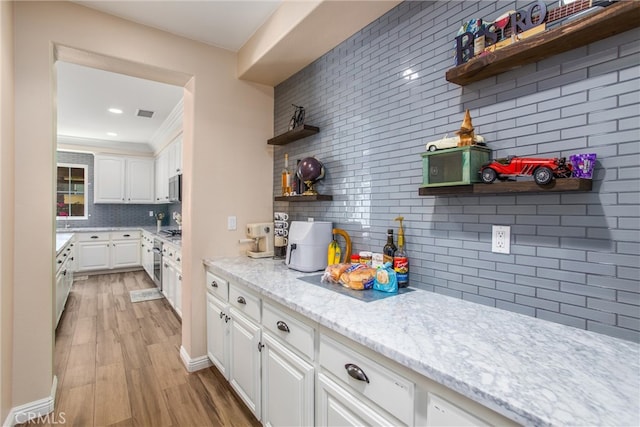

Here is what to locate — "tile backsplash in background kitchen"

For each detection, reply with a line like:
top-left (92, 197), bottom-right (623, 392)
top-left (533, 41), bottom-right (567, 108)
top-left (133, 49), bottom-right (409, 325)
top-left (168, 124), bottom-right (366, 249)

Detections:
top-left (56, 151), bottom-right (181, 228)
top-left (273, 1), bottom-right (639, 341)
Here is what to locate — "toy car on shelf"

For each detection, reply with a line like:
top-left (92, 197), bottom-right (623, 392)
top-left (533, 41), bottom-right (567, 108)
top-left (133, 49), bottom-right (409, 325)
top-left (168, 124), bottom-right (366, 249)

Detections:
top-left (479, 156), bottom-right (573, 185)
top-left (425, 134), bottom-right (486, 151)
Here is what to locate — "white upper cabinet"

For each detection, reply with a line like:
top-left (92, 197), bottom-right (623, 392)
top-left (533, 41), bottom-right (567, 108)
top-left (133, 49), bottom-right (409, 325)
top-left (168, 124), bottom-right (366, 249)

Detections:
top-left (155, 150), bottom-right (169, 203)
top-left (167, 135), bottom-right (182, 177)
top-left (94, 155), bottom-right (154, 204)
top-left (94, 156), bottom-right (126, 203)
top-left (126, 157), bottom-right (155, 203)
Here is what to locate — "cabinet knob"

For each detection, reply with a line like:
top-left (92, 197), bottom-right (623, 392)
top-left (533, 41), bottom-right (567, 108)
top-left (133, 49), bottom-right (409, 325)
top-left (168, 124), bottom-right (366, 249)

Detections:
top-left (225, 315), bottom-right (230, 323)
top-left (211, 281), bottom-right (218, 288)
top-left (276, 320), bottom-right (290, 333)
top-left (219, 311), bottom-right (224, 319)
top-left (257, 342), bottom-right (264, 352)
top-left (345, 363), bottom-right (370, 383)
top-left (237, 296), bottom-right (246, 305)
top-left (178, 275), bottom-right (182, 280)
top-left (91, 235), bottom-right (99, 239)
top-left (123, 234), bottom-right (130, 237)
top-left (57, 260), bottom-right (62, 264)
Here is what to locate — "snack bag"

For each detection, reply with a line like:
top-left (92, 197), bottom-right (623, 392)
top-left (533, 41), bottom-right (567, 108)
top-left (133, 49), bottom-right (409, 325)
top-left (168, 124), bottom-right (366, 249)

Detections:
top-left (374, 262), bottom-right (398, 293)
top-left (338, 264), bottom-right (376, 290)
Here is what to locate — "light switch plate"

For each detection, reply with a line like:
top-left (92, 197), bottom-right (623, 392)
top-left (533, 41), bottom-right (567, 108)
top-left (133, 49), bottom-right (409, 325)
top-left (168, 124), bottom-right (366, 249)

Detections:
top-left (492, 225), bottom-right (510, 254)
top-left (227, 216), bottom-right (237, 231)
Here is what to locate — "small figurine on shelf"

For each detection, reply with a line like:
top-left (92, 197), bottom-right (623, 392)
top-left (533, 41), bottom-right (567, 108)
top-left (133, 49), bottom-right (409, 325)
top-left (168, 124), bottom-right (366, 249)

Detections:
top-left (424, 109), bottom-right (485, 151)
top-left (288, 104), bottom-right (305, 130)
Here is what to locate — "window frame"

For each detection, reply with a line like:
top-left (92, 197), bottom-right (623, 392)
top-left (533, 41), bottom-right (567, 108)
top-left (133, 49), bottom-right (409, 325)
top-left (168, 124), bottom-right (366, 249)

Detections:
top-left (56, 162), bottom-right (88, 220)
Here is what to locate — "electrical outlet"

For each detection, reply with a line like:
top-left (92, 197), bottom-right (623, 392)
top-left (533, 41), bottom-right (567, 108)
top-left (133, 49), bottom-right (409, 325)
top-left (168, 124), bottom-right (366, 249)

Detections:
top-left (227, 216), bottom-right (237, 231)
top-left (148, 210), bottom-right (154, 217)
top-left (492, 225), bottom-right (511, 254)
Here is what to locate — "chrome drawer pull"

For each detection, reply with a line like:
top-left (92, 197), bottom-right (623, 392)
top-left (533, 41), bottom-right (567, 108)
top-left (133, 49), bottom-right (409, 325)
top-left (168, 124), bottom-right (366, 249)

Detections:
top-left (276, 321), bottom-right (290, 333)
top-left (345, 363), bottom-right (370, 383)
top-left (211, 281), bottom-right (218, 288)
top-left (237, 296), bottom-right (246, 305)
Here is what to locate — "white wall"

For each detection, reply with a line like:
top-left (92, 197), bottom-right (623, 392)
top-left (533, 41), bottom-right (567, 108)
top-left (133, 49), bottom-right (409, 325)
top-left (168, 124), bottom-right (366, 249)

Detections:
top-left (12, 0), bottom-right (273, 409)
top-left (0, 0), bottom-right (14, 422)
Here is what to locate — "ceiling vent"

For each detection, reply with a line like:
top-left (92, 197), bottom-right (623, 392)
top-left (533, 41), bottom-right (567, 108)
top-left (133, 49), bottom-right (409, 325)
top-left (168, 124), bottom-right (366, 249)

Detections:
top-left (136, 109), bottom-right (155, 118)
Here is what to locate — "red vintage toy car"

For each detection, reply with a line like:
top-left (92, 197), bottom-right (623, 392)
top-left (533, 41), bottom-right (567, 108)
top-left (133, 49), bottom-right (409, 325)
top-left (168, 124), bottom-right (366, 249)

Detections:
top-left (480, 156), bottom-right (573, 185)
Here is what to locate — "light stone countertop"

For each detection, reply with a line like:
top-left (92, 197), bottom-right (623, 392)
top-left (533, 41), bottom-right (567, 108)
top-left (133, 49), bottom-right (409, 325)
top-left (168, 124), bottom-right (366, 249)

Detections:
top-left (203, 256), bottom-right (640, 427)
top-left (56, 227), bottom-right (181, 246)
top-left (55, 233), bottom-right (74, 254)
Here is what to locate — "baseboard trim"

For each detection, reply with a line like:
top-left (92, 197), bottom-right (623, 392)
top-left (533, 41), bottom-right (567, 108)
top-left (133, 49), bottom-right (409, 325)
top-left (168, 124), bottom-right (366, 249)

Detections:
top-left (6, 376), bottom-right (57, 426)
top-left (180, 346), bottom-right (212, 373)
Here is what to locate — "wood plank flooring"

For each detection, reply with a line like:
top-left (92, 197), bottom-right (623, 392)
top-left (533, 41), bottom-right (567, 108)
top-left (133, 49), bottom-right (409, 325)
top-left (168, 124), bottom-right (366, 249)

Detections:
top-left (20, 271), bottom-right (260, 427)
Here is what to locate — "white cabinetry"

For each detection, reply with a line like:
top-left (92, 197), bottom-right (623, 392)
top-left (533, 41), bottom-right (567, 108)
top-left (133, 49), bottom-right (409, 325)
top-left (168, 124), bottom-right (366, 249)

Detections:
top-left (55, 238), bottom-right (75, 328)
top-left (154, 150), bottom-right (169, 203)
top-left (261, 332), bottom-right (314, 427)
top-left (94, 155), bottom-right (154, 204)
top-left (76, 231), bottom-right (141, 272)
top-left (140, 231), bottom-right (155, 278)
top-left (162, 241), bottom-right (182, 317)
top-left (205, 274), bottom-right (262, 420)
top-left (76, 233), bottom-right (111, 271)
top-left (167, 136), bottom-right (182, 177)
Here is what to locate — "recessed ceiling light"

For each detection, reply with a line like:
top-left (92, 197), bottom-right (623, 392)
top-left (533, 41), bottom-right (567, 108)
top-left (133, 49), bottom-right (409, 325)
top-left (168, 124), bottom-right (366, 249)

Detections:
top-left (106, 132), bottom-right (118, 137)
top-left (108, 108), bottom-right (123, 114)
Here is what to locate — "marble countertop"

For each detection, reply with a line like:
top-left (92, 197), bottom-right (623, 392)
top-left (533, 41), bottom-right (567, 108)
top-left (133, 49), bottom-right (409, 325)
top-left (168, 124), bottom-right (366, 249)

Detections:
top-left (203, 256), bottom-right (640, 427)
top-left (56, 227), bottom-right (181, 245)
top-left (55, 233), bottom-right (74, 254)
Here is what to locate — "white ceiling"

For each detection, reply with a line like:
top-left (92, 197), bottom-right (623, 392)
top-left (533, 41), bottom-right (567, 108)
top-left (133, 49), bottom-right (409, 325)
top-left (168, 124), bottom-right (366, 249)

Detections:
top-left (56, 61), bottom-right (184, 148)
top-left (73, 0), bottom-right (283, 52)
top-left (59, 1), bottom-right (283, 151)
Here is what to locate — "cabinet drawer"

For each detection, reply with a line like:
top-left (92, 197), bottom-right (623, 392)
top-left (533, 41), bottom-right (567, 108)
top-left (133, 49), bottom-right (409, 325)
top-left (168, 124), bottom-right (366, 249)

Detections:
top-left (229, 283), bottom-right (260, 323)
top-left (263, 302), bottom-right (315, 360)
top-left (110, 230), bottom-right (141, 240)
top-left (319, 334), bottom-right (414, 425)
top-left (206, 271), bottom-right (228, 301)
top-left (76, 232), bottom-right (110, 242)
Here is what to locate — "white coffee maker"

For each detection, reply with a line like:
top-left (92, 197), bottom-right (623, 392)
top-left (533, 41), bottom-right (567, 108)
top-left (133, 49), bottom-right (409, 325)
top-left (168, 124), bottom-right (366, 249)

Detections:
top-left (285, 220), bottom-right (332, 272)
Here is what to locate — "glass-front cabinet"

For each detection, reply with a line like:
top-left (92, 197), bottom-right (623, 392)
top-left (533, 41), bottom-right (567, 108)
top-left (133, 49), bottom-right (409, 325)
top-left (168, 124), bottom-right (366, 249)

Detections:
top-left (56, 163), bottom-right (87, 219)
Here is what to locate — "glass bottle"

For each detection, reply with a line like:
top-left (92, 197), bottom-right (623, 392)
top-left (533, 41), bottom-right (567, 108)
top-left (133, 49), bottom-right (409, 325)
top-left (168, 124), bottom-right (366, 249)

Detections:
top-left (383, 229), bottom-right (397, 264)
top-left (281, 153), bottom-right (292, 196)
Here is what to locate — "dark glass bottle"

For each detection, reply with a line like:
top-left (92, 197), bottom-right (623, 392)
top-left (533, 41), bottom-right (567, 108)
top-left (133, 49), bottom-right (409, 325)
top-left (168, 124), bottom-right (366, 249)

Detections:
top-left (383, 229), bottom-right (397, 264)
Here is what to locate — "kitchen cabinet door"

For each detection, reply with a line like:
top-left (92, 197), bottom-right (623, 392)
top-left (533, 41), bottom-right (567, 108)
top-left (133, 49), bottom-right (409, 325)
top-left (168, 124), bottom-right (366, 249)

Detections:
top-left (77, 241), bottom-right (110, 271)
top-left (261, 332), bottom-right (314, 427)
top-left (207, 293), bottom-right (230, 378)
top-left (111, 239), bottom-right (140, 269)
top-left (167, 137), bottom-right (182, 178)
top-left (162, 261), bottom-right (175, 305)
top-left (126, 157), bottom-right (154, 203)
top-left (174, 270), bottom-right (182, 318)
top-left (317, 373), bottom-right (401, 427)
top-left (155, 150), bottom-right (169, 203)
top-left (229, 308), bottom-right (261, 420)
top-left (94, 156), bottom-right (126, 203)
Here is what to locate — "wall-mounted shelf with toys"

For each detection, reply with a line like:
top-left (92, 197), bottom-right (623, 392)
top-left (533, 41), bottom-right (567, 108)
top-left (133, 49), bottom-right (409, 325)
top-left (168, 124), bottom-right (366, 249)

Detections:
top-left (419, 178), bottom-right (592, 196)
top-left (267, 125), bottom-right (320, 146)
top-left (446, 1), bottom-right (640, 86)
top-left (418, 111), bottom-right (595, 196)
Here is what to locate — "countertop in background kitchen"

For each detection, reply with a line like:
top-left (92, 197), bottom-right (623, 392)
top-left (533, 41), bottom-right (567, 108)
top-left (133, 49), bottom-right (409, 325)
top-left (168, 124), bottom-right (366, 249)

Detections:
top-left (56, 226), bottom-right (182, 246)
top-left (55, 233), bottom-right (74, 254)
top-left (204, 256), bottom-right (640, 427)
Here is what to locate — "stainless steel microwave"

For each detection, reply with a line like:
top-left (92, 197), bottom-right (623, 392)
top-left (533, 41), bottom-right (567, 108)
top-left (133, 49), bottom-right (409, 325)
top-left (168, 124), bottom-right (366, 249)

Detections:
top-left (169, 174), bottom-right (182, 202)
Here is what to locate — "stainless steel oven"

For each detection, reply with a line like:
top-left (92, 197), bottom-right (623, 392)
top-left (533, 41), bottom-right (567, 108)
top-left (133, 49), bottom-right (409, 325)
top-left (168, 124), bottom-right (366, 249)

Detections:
top-left (152, 238), bottom-right (163, 289)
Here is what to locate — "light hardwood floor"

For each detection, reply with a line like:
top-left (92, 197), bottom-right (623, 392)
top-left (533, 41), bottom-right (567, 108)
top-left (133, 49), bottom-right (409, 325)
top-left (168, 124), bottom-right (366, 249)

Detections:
top-left (21, 271), bottom-right (261, 427)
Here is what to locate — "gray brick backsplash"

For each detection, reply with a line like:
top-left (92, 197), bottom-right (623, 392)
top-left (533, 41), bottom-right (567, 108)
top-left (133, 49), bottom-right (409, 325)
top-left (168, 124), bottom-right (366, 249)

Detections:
top-left (56, 151), bottom-right (175, 229)
top-left (273, 1), bottom-right (639, 341)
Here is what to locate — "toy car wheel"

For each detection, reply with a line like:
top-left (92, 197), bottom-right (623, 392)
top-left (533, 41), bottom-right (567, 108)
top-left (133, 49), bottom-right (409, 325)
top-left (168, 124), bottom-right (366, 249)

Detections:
top-left (481, 168), bottom-right (497, 183)
top-left (534, 167), bottom-right (553, 185)
top-left (428, 145), bottom-right (437, 152)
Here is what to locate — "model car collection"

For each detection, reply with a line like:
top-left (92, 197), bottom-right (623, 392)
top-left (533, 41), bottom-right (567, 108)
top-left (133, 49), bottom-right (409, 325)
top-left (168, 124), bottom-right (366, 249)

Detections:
top-left (479, 156), bottom-right (573, 185)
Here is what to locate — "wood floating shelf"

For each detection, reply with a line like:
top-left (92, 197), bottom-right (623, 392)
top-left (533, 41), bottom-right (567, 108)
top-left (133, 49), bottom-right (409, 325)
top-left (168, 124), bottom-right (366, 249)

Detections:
top-left (418, 178), bottom-right (592, 196)
top-left (267, 125), bottom-right (320, 146)
top-left (446, 1), bottom-right (640, 86)
top-left (275, 194), bottom-right (333, 202)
